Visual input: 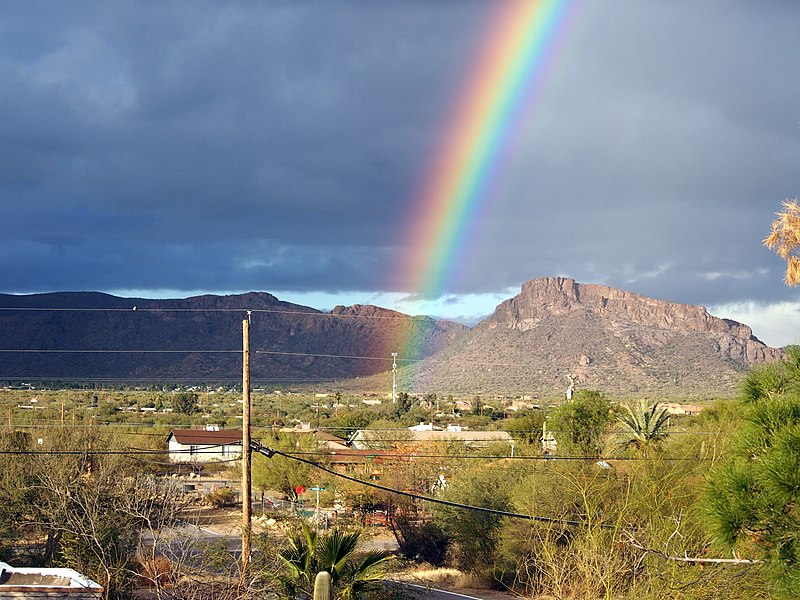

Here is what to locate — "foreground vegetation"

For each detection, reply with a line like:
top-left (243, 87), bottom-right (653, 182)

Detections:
top-left (1, 350), bottom-right (799, 598)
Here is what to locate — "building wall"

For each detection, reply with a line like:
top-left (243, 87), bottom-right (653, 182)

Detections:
top-left (167, 438), bottom-right (240, 463)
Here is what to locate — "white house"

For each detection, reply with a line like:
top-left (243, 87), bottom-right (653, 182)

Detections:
top-left (166, 428), bottom-right (242, 463)
top-left (350, 424), bottom-right (513, 450)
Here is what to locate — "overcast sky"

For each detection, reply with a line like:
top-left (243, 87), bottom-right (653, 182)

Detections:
top-left (2, 1), bottom-right (799, 347)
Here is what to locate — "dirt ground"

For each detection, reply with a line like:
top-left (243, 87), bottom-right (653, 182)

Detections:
top-left (179, 506), bottom-right (245, 535)
top-left (180, 506), bottom-right (403, 543)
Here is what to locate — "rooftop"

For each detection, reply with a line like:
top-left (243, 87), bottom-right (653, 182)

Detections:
top-left (0, 561), bottom-right (102, 597)
top-left (167, 429), bottom-right (243, 446)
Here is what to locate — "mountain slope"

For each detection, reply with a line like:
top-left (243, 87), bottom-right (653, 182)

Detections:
top-left (396, 277), bottom-right (782, 398)
top-left (0, 278), bottom-right (783, 398)
top-left (0, 292), bottom-right (468, 383)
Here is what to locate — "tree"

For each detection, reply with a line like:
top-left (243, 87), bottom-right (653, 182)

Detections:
top-left (503, 410), bottom-right (545, 446)
top-left (172, 392), bottom-right (199, 415)
top-left (741, 345), bottom-right (800, 402)
top-left (327, 412), bottom-right (371, 440)
top-left (0, 427), bottom-right (181, 599)
top-left (616, 399), bottom-right (670, 450)
top-left (278, 522), bottom-right (392, 600)
top-left (764, 198), bottom-right (800, 285)
top-left (435, 463), bottom-right (516, 573)
top-left (393, 392), bottom-right (412, 417)
top-left (550, 389), bottom-right (612, 456)
top-left (250, 433), bottom-right (327, 502)
top-left (702, 391), bottom-right (800, 598)
top-left (699, 208), bottom-right (800, 596)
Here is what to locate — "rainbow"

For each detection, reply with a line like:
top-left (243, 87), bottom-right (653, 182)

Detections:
top-left (399, 0), bottom-right (579, 300)
top-left (393, 0), bottom-right (580, 366)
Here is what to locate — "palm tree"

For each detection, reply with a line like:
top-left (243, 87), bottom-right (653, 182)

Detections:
top-left (616, 399), bottom-right (670, 450)
top-left (764, 198), bottom-right (800, 285)
top-left (278, 522), bottom-right (393, 600)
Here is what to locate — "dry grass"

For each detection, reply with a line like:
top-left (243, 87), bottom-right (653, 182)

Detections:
top-left (393, 566), bottom-right (518, 599)
top-left (393, 565), bottom-right (461, 585)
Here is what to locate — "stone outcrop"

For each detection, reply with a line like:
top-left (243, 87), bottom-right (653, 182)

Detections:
top-left (482, 277), bottom-right (781, 365)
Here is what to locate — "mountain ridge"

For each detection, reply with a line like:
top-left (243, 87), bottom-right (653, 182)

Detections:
top-left (396, 277), bottom-right (781, 397)
top-left (0, 278), bottom-right (783, 397)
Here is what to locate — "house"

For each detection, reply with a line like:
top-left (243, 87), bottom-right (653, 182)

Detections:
top-left (279, 423), bottom-right (350, 451)
top-left (328, 448), bottom-right (388, 479)
top-left (408, 422), bottom-right (443, 432)
top-left (166, 428), bottom-right (242, 463)
top-left (350, 424), bottom-right (513, 450)
top-left (658, 403), bottom-right (705, 417)
top-left (0, 561), bottom-right (102, 598)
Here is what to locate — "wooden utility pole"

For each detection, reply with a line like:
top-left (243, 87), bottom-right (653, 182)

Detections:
top-left (241, 316), bottom-right (252, 580)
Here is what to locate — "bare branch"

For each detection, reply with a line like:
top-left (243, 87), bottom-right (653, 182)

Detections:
top-left (622, 532), bottom-right (759, 565)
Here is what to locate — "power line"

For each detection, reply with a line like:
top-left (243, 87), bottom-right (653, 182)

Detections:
top-left (0, 305), bottom-right (438, 322)
top-left (0, 437), bottom-right (710, 464)
top-left (0, 376), bottom-right (343, 382)
top-left (285, 450), bottom-right (708, 462)
top-left (0, 349), bottom-right (240, 354)
top-left (0, 348), bottom-right (416, 363)
top-left (0, 447), bottom-right (223, 456)
top-left (255, 350), bottom-right (420, 362)
top-left (252, 442), bottom-right (619, 529)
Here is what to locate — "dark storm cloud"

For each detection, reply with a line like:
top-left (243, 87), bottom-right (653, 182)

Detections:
top-left (451, 0), bottom-right (800, 308)
top-left (0, 1), bottom-right (491, 293)
top-left (1, 0), bottom-right (799, 319)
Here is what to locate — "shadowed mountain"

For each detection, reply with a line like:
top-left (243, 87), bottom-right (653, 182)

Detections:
top-left (0, 278), bottom-right (783, 397)
top-left (0, 292), bottom-right (468, 384)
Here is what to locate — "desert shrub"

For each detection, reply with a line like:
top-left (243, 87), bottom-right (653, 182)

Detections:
top-left (550, 389), bottom-right (613, 456)
top-left (502, 410), bottom-right (545, 445)
top-left (204, 487), bottom-right (236, 508)
top-left (390, 516), bottom-right (449, 565)
top-left (434, 461), bottom-right (519, 572)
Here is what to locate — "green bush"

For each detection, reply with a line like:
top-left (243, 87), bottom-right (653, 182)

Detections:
top-left (390, 516), bottom-right (449, 565)
top-left (550, 389), bottom-right (612, 456)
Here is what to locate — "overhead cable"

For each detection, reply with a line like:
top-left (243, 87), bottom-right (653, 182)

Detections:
top-left (251, 441), bottom-right (619, 529)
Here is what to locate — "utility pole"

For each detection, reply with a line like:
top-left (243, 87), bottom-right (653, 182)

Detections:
top-left (391, 352), bottom-right (398, 404)
top-left (241, 314), bottom-right (252, 582)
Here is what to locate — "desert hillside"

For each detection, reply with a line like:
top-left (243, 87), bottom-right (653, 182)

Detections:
top-left (0, 278), bottom-right (782, 398)
top-left (393, 277), bottom-right (782, 398)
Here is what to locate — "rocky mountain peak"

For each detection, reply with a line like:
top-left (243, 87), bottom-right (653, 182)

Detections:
top-left (484, 276), bottom-right (757, 340)
top-left (393, 276), bottom-right (786, 397)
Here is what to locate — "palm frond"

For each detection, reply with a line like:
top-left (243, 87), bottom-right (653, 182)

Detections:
top-left (765, 199), bottom-right (800, 286)
top-left (318, 528), bottom-right (360, 577)
top-left (616, 399), bottom-right (669, 448)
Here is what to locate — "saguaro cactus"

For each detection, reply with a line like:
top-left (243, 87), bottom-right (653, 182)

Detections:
top-left (313, 571), bottom-right (332, 600)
